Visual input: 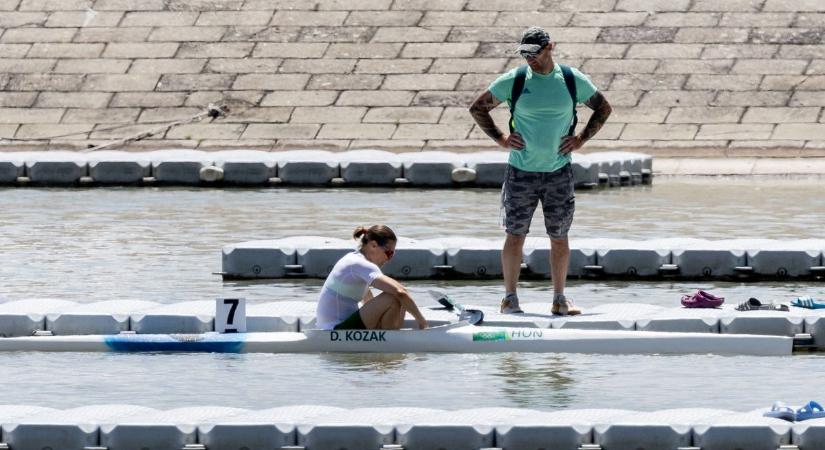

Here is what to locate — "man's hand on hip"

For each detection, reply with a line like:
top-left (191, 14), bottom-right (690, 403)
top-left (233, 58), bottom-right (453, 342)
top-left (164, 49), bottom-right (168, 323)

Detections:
top-left (497, 132), bottom-right (525, 150)
top-left (559, 135), bottom-right (583, 155)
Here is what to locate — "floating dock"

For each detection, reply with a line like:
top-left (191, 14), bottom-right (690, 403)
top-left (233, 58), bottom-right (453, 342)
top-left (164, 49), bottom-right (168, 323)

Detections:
top-left (0, 404), bottom-right (815, 450)
top-left (0, 149), bottom-right (651, 188)
top-left (221, 237), bottom-right (825, 281)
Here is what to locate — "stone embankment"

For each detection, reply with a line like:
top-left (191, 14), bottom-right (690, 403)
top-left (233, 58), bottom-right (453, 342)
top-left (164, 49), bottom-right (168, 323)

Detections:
top-left (0, 0), bottom-right (822, 157)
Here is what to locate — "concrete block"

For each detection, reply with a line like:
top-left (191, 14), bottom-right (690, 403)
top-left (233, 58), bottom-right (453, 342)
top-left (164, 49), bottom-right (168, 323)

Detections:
top-left (101, 407), bottom-right (246, 450)
top-left (571, 153), bottom-right (600, 187)
top-left (381, 237), bottom-right (447, 279)
top-left (246, 302), bottom-right (313, 332)
top-left (275, 150), bottom-right (339, 185)
top-left (130, 301), bottom-right (215, 334)
top-left (198, 405), bottom-right (345, 450)
top-left (399, 151), bottom-right (466, 186)
top-left (199, 420), bottom-right (295, 449)
top-left (670, 238), bottom-right (747, 278)
top-left (594, 239), bottom-right (672, 277)
top-left (497, 409), bottom-right (632, 450)
top-left (463, 150), bottom-right (509, 187)
top-left (396, 410), bottom-right (495, 450)
top-left (338, 149), bottom-right (402, 185)
top-left (436, 237), bottom-right (501, 278)
top-left (524, 237), bottom-right (597, 278)
top-left (294, 236), bottom-right (356, 278)
top-left (747, 239), bottom-right (825, 278)
top-left (595, 409), bottom-right (732, 450)
top-left (211, 150), bottom-right (278, 185)
top-left (3, 421), bottom-right (97, 450)
top-left (720, 306), bottom-right (804, 337)
top-left (553, 303), bottom-right (663, 331)
top-left (148, 149), bottom-right (213, 185)
top-left (87, 150), bottom-right (151, 184)
top-left (693, 412), bottom-right (792, 450)
top-left (222, 239), bottom-right (298, 279)
top-left (793, 419), bottom-right (825, 450)
top-left (0, 152), bottom-right (25, 182)
top-left (25, 151), bottom-right (88, 185)
top-left (636, 308), bottom-right (725, 333)
top-left (802, 315), bottom-right (825, 346)
top-left (46, 300), bottom-right (158, 335)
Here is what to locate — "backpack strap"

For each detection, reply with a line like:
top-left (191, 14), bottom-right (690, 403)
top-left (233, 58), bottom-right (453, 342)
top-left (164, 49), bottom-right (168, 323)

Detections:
top-left (559, 64), bottom-right (578, 136)
top-left (508, 64), bottom-right (528, 133)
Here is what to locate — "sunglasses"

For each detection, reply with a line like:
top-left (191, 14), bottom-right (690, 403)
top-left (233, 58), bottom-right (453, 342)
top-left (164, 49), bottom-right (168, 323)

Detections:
top-left (379, 242), bottom-right (395, 260)
top-left (520, 44), bottom-right (548, 60)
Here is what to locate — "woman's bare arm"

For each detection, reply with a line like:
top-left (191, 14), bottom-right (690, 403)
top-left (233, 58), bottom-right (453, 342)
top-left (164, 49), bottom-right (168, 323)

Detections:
top-left (371, 275), bottom-right (428, 329)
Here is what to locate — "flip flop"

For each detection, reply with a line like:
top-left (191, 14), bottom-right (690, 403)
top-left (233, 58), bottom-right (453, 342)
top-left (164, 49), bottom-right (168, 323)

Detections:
top-left (791, 297), bottom-right (825, 310)
top-left (763, 401), bottom-right (796, 422)
top-left (736, 298), bottom-right (789, 312)
top-left (797, 401), bottom-right (825, 421)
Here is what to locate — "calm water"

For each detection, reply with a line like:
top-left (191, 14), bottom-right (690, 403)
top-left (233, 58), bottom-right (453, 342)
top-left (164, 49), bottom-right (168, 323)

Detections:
top-left (0, 177), bottom-right (823, 411)
top-left (1, 177), bottom-right (823, 303)
top-left (2, 351), bottom-right (824, 411)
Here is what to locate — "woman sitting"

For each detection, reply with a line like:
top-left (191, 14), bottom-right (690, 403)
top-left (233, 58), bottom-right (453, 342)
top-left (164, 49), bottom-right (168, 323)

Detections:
top-left (316, 225), bottom-right (428, 331)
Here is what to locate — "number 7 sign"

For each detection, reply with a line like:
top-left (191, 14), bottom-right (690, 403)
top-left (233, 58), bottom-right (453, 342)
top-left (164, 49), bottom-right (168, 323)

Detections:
top-left (216, 298), bottom-right (247, 333)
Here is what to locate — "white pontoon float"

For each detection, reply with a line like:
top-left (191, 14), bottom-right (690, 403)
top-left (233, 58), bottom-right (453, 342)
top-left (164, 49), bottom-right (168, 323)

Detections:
top-left (0, 323), bottom-right (792, 356)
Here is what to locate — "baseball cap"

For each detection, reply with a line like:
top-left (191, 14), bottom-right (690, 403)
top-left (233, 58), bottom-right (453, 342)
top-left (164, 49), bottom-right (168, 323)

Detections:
top-left (515, 26), bottom-right (551, 57)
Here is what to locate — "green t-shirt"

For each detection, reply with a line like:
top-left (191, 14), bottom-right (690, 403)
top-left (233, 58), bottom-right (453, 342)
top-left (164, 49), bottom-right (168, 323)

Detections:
top-left (488, 64), bottom-right (597, 173)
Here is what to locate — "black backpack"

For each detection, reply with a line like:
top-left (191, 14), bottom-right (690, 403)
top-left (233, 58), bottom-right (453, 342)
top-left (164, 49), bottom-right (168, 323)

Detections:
top-left (508, 64), bottom-right (578, 136)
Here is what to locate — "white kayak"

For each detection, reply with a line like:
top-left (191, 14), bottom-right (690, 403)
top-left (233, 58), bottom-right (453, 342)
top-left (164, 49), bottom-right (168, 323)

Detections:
top-left (0, 323), bottom-right (792, 356)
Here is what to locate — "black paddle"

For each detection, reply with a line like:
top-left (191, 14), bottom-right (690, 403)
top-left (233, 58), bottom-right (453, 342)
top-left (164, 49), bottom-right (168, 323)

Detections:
top-left (428, 290), bottom-right (484, 325)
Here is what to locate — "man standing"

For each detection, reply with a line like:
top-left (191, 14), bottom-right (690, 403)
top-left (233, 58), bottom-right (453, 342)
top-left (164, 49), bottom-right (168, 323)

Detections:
top-left (469, 27), bottom-right (612, 315)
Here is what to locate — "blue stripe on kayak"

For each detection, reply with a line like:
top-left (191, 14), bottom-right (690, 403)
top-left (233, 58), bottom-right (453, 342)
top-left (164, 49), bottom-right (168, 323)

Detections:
top-left (104, 333), bottom-right (246, 353)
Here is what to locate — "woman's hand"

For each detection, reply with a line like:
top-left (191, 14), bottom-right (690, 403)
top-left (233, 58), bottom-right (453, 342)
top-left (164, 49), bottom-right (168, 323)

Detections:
top-left (417, 318), bottom-right (429, 330)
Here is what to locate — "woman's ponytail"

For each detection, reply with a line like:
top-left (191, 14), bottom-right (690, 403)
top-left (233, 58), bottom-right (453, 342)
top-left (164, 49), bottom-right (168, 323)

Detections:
top-left (353, 224), bottom-right (397, 247)
top-left (352, 226), bottom-right (368, 241)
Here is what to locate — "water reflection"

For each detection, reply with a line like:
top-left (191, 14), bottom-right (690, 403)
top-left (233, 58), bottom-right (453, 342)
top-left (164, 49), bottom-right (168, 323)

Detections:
top-left (320, 353), bottom-right (410, 373)
top-left (491, 354), bottom-right (576, 409)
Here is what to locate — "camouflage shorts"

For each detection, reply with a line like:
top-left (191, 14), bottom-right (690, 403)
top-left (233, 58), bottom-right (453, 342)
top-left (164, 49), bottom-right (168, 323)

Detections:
top-left (501, 163), bottom-right (575, 238)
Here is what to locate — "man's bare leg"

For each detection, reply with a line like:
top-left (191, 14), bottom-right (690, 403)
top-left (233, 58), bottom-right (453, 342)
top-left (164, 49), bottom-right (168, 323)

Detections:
top-left (550, 236), bottom-right (570, 294)
top-left (550, 236), bottom-right (580, 315)
top-left (501, 233), bottom-right (526, 313)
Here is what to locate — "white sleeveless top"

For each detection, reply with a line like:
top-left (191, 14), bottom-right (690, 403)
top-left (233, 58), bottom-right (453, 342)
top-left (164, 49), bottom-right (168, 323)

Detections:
top-left (316, 251), bottom-right (383, 330)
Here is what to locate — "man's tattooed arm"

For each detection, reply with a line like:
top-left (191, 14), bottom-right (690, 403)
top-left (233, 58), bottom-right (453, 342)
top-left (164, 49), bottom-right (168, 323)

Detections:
top-left (469, 90), bottom-right (505, 143)
top-left (579, 91), bottom-right (612, 143)
top-left (469, 90), bottom-right (525, 149)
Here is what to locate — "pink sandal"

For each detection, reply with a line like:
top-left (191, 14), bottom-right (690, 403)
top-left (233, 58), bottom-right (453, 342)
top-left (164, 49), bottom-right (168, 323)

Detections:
top-left (681, 290), bottom-right (725, 308)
